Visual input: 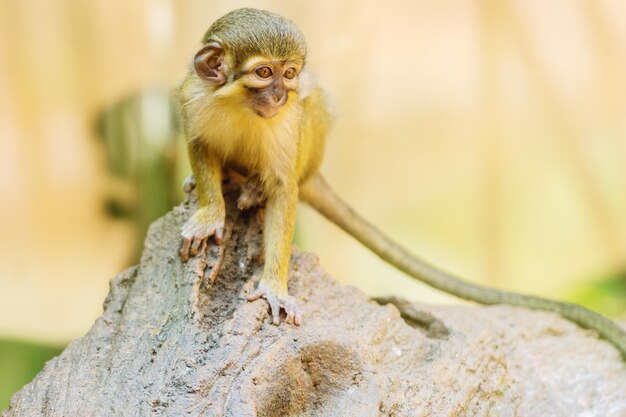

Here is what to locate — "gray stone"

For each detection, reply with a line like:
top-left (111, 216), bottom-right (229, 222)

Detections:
top-left (4, 187), bottom-right (626, 416)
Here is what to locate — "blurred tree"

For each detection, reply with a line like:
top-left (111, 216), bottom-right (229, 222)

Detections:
top-left (94, 88), bottom-right (188, 260)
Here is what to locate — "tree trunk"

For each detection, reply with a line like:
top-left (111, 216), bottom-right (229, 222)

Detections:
top-left (4, 180), bottom-right (626, 417)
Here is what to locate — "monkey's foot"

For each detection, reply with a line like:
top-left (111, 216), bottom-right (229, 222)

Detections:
top-left (183, 175), bottom-right (196, 194)
top-left (179, 207), bottom-right (225, 262)
top-left (237, 174), bottom-right (265, 210)
top-left (247, 284), bottom-right (302, 326)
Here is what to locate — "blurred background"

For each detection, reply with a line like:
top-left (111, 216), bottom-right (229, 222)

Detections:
top-left (2, 0), bottom-right (626, 408)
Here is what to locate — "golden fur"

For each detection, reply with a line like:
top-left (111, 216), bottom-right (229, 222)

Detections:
top-left (175, 8), bottom-right (332, 323)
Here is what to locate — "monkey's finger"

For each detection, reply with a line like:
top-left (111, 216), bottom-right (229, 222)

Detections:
top-left (191, 237), bottom-right (203, 256)
top-left (285, 310), bottom-right (295, 325)
top-left (247, 289), bottom-right (265, 302)
top-left (179, 238), bottom-right (192, 262)
top-left (214, 227), bottom-right (224, 245)
top-left (268, 298), bottom-right (281, 325)
top-left (283, 298), bottom-right (302, 326)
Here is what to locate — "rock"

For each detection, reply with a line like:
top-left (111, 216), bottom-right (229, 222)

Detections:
top-left (4, 183), bottom-right (626, 417)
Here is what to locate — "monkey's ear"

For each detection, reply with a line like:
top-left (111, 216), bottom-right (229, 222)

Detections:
top-left (194, 42), bottom-right (227, 85)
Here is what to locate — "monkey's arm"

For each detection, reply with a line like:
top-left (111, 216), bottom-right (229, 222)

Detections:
top-left (179, 140), bottom-right (225, 261)
top-left (248, 181), bottom-right (302, 325)
top-left (300, 174), bottom-right (626, 359)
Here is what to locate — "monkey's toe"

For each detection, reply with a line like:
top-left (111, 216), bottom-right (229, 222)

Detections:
top-left (237, 193), bottom-right (264, 211)
top-left (237, 174), bottom-right (265, 210)
top-left (248, 285), bottom-right (302, 326)
top-left (283, 298), bottom-right (302, 326)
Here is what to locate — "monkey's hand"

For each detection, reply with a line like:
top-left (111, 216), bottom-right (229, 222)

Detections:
top-left (247, 281), bottom-right (302, 326)
top-left (179, 205), bottom-right (225, 262)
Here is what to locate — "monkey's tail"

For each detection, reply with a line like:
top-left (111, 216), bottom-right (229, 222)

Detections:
top-left (299, 174), bottom-right (626, 359)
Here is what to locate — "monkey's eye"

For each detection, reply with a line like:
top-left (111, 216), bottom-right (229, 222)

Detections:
top-left (284, 68), bottom-right (297, 80)
top-left (255, 66), bottom-right (273, 78)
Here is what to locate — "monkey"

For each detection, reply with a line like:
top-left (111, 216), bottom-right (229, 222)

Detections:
top-left (176, 8), bottom-right (325, 326)
top-left (175, 8), bottom-right (626, 359)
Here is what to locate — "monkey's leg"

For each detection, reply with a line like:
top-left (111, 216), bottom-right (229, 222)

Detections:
top-left (237, 174), bottom-right (265, 210)
top-left (184, 173), bottom-right (265, 209)
top-left (247, 183), bottom-right (302, 325)
top-left (179, 141), bottom-right (225, 262)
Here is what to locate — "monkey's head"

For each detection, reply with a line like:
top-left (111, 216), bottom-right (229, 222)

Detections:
top-left (193, 8), bottom-right (307, 119)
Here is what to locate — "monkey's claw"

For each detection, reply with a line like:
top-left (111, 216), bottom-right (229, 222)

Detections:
top-left (179, 207), bottom-right (225, 262)
top-left (247, 284), bottom-right (302, 326)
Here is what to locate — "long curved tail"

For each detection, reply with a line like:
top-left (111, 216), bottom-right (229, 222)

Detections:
top-left (300, 174), bottom-right (626, 359)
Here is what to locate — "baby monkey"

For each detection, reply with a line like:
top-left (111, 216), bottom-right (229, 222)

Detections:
top-left (177, 8), bottom-right (626, 358)
top-left (177, 8), bottom-right (328, 325)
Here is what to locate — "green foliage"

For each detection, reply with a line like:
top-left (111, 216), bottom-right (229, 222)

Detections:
top-left (0, 339), bottom-right (63, 411)
top-left (94, 89), bottom-right (188, 261)
top-left (566, 272), bottom-right (626, 319)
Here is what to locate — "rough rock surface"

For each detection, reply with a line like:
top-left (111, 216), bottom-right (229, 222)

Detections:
top-left (4, 183), bottom-right (626, 417)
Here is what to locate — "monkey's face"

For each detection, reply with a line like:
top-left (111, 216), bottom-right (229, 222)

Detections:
top-left (193, 42), bottom-right (301, 119)
top-left (238, 58), bottom-right (300, 118)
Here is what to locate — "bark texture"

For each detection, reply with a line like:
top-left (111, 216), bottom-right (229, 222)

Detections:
top-left (4, 183), bottom-right (626, 417)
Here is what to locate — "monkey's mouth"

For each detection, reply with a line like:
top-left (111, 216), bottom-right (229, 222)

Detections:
top-left (251, 95), bottom-right (288, 119)
top-left (254, 106), bottom-right (281, 119)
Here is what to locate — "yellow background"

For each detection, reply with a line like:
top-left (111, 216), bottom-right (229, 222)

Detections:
top-left (1, 0), bottom-right (626, 348)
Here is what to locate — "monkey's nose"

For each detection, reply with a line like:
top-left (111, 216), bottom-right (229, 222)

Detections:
top-left (272, 93), bottom-right (287, 106)
top-left (270, 82), bottom-right (286, 104)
